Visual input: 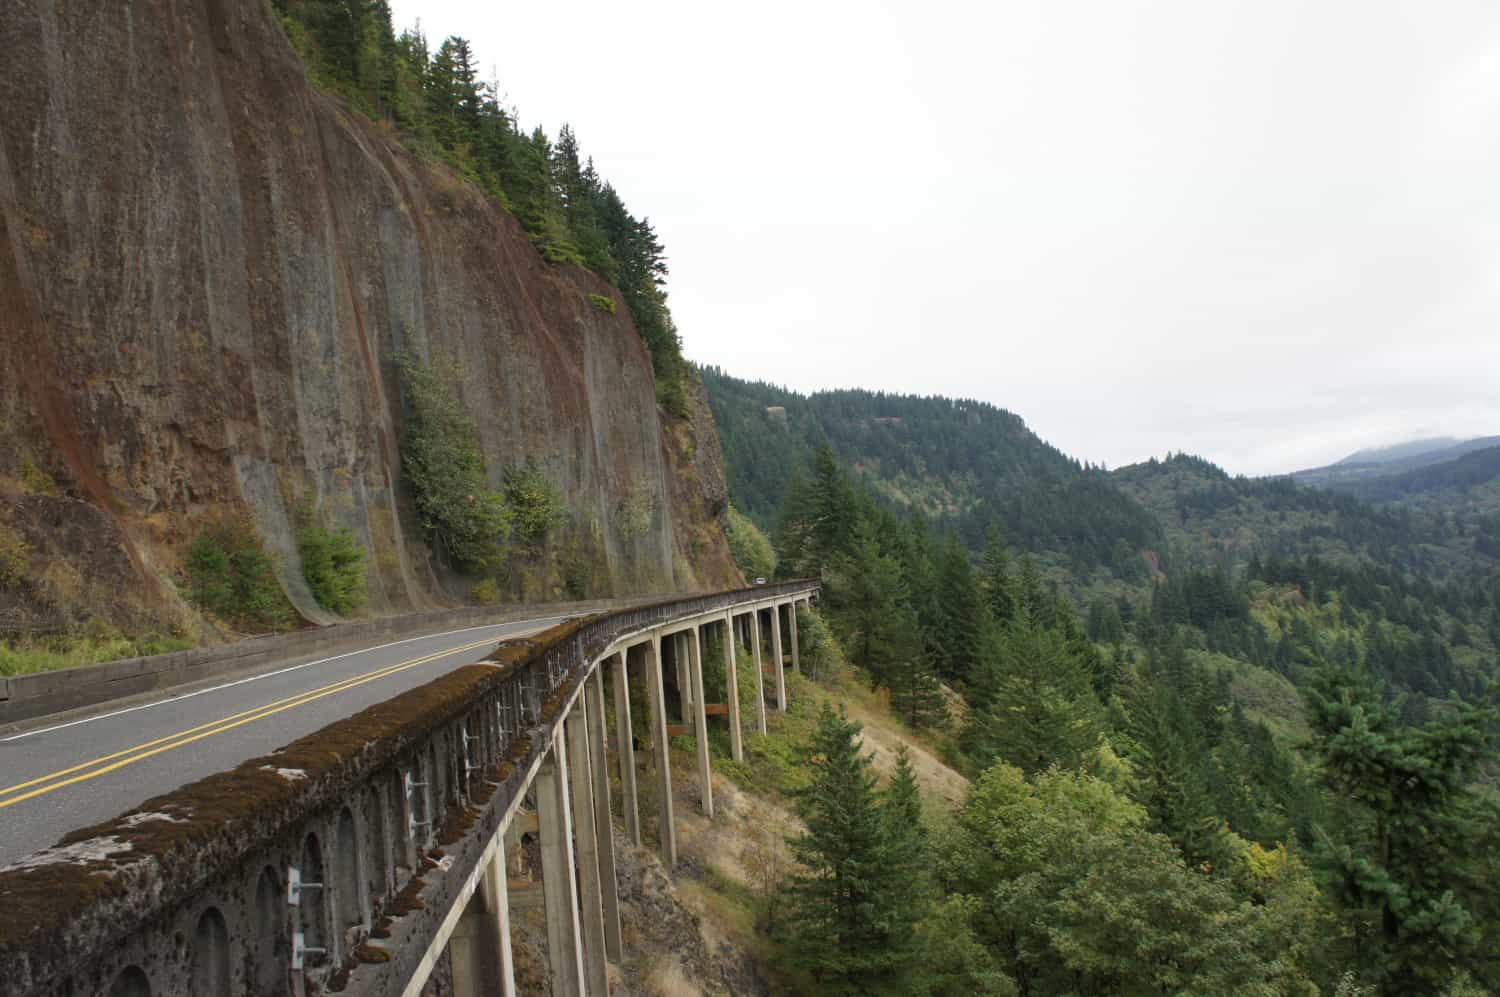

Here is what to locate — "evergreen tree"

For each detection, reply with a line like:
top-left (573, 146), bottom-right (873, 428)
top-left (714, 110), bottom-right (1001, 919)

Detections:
top-left (1116, 667), bottom-right (1237, 872)
top-left (887, 619), bottom-right (948, 730)
top-left (879, 748), bottom-right (933, 981)
top-left (775, 467), bottom-right (816, 576)
top-left (808, 443), bottom-right (858, 571)
top-left (979, 526), bottom-right (1016, 625)
top-left (931, 532), bottom-right (982, 683)
top-left (831, 519), bottom-right (915, 688)
top-left (783, 705), bottom-right (914, 992)
top-left (1086, 596), bottom-right (1125, 643)
top-left (964, 607), bottom-right (1103, 775)
top-left (1013, 553), bottom-right (1049, 623)
top-left (1304, 667), bottom-right (1500, 993)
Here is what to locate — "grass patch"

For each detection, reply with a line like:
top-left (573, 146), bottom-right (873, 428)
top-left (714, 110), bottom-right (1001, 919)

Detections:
top-left (706, 673), bottom-right (820, 801)
top-left (0, 631), bottom-right (193, 677)
top-left (0, 523), bottom-right (29, 590)
top-left (587, 292), bottom-right (616, 314)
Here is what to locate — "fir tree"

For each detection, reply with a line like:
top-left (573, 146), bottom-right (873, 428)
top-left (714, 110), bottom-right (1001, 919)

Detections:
top-left (1304, 667), bottom-right (1500, 993)
top-left (980, 526), bottom-right (1016, 625)
top-left (808, 443), bottom-right (858, 571)
top-left (931, 532), bottom-right (982, 683)
top-left (784, 705), bottom-right (914, 992)
top-left (831, 519), bottom-right (914, 688)
top-left (887, 615), bottom-right (948, 730)
top-left (964, 607), bottom-right (1103, 775)
top-left (879, 747), bottom-right (933, 983)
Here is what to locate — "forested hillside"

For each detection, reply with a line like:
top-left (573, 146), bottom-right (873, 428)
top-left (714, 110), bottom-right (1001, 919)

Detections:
top-left (717, 434), bottom-right (1500, 995)
top-left (1292, 436), bottom-right (1500, 488)
top-left (701, 366), bottom-right (1163, 579)
top-left (1112, 454), bottom-right (1493, 579)
top-left (1321, 445), bottom-right (1500, 533)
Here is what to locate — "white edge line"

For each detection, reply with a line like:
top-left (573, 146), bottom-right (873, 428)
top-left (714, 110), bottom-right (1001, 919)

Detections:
top-left (1, 616), bottom-right (569, 743)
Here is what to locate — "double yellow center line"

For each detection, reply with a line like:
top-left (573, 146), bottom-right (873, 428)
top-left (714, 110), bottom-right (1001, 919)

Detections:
top-left (0, 636), bottom-right (498, 811)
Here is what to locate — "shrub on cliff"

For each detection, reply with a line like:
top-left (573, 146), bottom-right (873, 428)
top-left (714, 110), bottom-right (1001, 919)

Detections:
top-left (184, 516), bottom-right (292, 631)
top-left (503, 458), bottom-right (565, 553)
top-left (0, 523), bottom-right (29, 591)
top-left (297, 514), bottom-right (366, 615)
top-left (725, 505), bottom-right (776, 580)
top-left (400, 357), bottom-right (567, 573)
top-left (399, 354), bottom-right (510, 572)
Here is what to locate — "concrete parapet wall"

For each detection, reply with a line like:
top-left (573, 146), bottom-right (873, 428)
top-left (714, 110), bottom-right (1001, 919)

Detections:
top-left (0, 580), bottom-right (818, 997)
top-left (0, 598), bottom-right (636, 729)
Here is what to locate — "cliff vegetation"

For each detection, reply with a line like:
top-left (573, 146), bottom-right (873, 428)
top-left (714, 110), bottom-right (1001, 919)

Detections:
top-left (0, 0), bottom-right (740, 670)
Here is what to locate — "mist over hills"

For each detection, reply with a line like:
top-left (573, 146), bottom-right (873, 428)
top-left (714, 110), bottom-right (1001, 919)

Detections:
top-left (1291, 435), bottom-right (1500, 486)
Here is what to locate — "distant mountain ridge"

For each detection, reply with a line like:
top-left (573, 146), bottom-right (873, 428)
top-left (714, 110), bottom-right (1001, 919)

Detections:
top-left (1339, 437), bottom-right (1462, 466)
top-left (1292, 435), bottom-right (1500, 486)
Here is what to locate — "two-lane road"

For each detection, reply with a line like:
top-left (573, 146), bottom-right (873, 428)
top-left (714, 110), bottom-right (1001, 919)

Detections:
top-left (0, 615), bottom-right (571, 866)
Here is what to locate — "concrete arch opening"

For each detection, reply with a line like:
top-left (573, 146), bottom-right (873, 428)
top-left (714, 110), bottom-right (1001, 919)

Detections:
top-left (336, 807), bottom-right (363, 930)
top-left (419, 745), bottom-right (438, 846)
top-left (252, 865), bottom-right (285, 996)
top-left (299, 833), bottom-right (328, 963)
top-left (391, 769), bottom-right (412, 874)
top-left (106, 966), bottom-right (151, 997)
top-left (190, 906), bottom-right (231, 994)
top-left (366, 784), bottom-right (389, 912)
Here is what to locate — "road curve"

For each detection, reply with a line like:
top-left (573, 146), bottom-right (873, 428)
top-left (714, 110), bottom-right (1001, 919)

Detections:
top-left (0, 615), bottom-right (570, 866)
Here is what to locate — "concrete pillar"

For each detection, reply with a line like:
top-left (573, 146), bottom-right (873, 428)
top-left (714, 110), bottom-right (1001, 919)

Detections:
top-left (723, 614), bottom-right (744, 762)
top-left (688, 625), bottom-right (714, 818)
top-left (536, 737), bottom-right (584, 996)
top-left (750, 609), bottom-right (768, 734)
top-left (479, 849), bottom-right (517, 997)
top-left (771, 604), bottom-right (787, 711)
top-left (674, 632), bottom-right (692, 720)
top-left (645, 633), bottom-right (677, 865)
top-left (565, 702), bottom-right (610, 996)
top-left (789, 600), bottom-right (801, 674)
top-left (586, 667), bottom-right (624, 962)
top-left (612, 651), bottom-right (641, 846)
top-left (449, 897), bottom-right (484, 997)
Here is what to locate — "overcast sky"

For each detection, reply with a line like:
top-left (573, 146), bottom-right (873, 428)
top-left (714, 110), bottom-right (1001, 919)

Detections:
top-left (391, 0), bottom-right (1500, 476)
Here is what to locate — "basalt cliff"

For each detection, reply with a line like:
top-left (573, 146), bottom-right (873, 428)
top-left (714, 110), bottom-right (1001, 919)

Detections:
top-left (0, 0), bottom-right (738, 634)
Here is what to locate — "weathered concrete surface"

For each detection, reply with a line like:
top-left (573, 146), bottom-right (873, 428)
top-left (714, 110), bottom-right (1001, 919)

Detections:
top-left (0, 0), bottom-right (740, 635)
top-left (0, 581), bottom-right (817, 996)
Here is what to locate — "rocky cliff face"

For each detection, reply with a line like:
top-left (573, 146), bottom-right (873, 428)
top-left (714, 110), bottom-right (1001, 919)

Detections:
top-left (0, 0), bottom-right (739, 632)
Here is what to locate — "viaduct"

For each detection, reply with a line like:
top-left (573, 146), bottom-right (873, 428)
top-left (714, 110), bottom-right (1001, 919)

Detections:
top-left (0, 580), bottom-right (820, 996)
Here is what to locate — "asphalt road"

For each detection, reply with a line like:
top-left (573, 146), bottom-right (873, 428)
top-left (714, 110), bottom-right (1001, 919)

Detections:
top-left (0, 615), bottom-right (569, 866)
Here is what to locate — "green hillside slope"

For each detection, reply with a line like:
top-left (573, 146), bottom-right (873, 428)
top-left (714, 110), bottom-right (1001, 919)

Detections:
top-left (700, 366), bottom-right (1163, 578)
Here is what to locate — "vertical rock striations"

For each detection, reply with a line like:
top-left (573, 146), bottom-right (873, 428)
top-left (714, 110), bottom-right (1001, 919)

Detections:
top-left (0, 0), bottom-right (738, 630)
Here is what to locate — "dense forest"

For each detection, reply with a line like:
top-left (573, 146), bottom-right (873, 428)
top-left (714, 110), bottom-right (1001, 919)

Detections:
top-left (744, 441), bottom-right (1500, 995)
top-left (270, 0), bottom-right (691, 412)
top-left (700, 366), bottom-right (1163, 579)
top-left (703, 366), bottom-right (1498, 993)
top-left (1326, 445), bottom-right (1500, 518)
